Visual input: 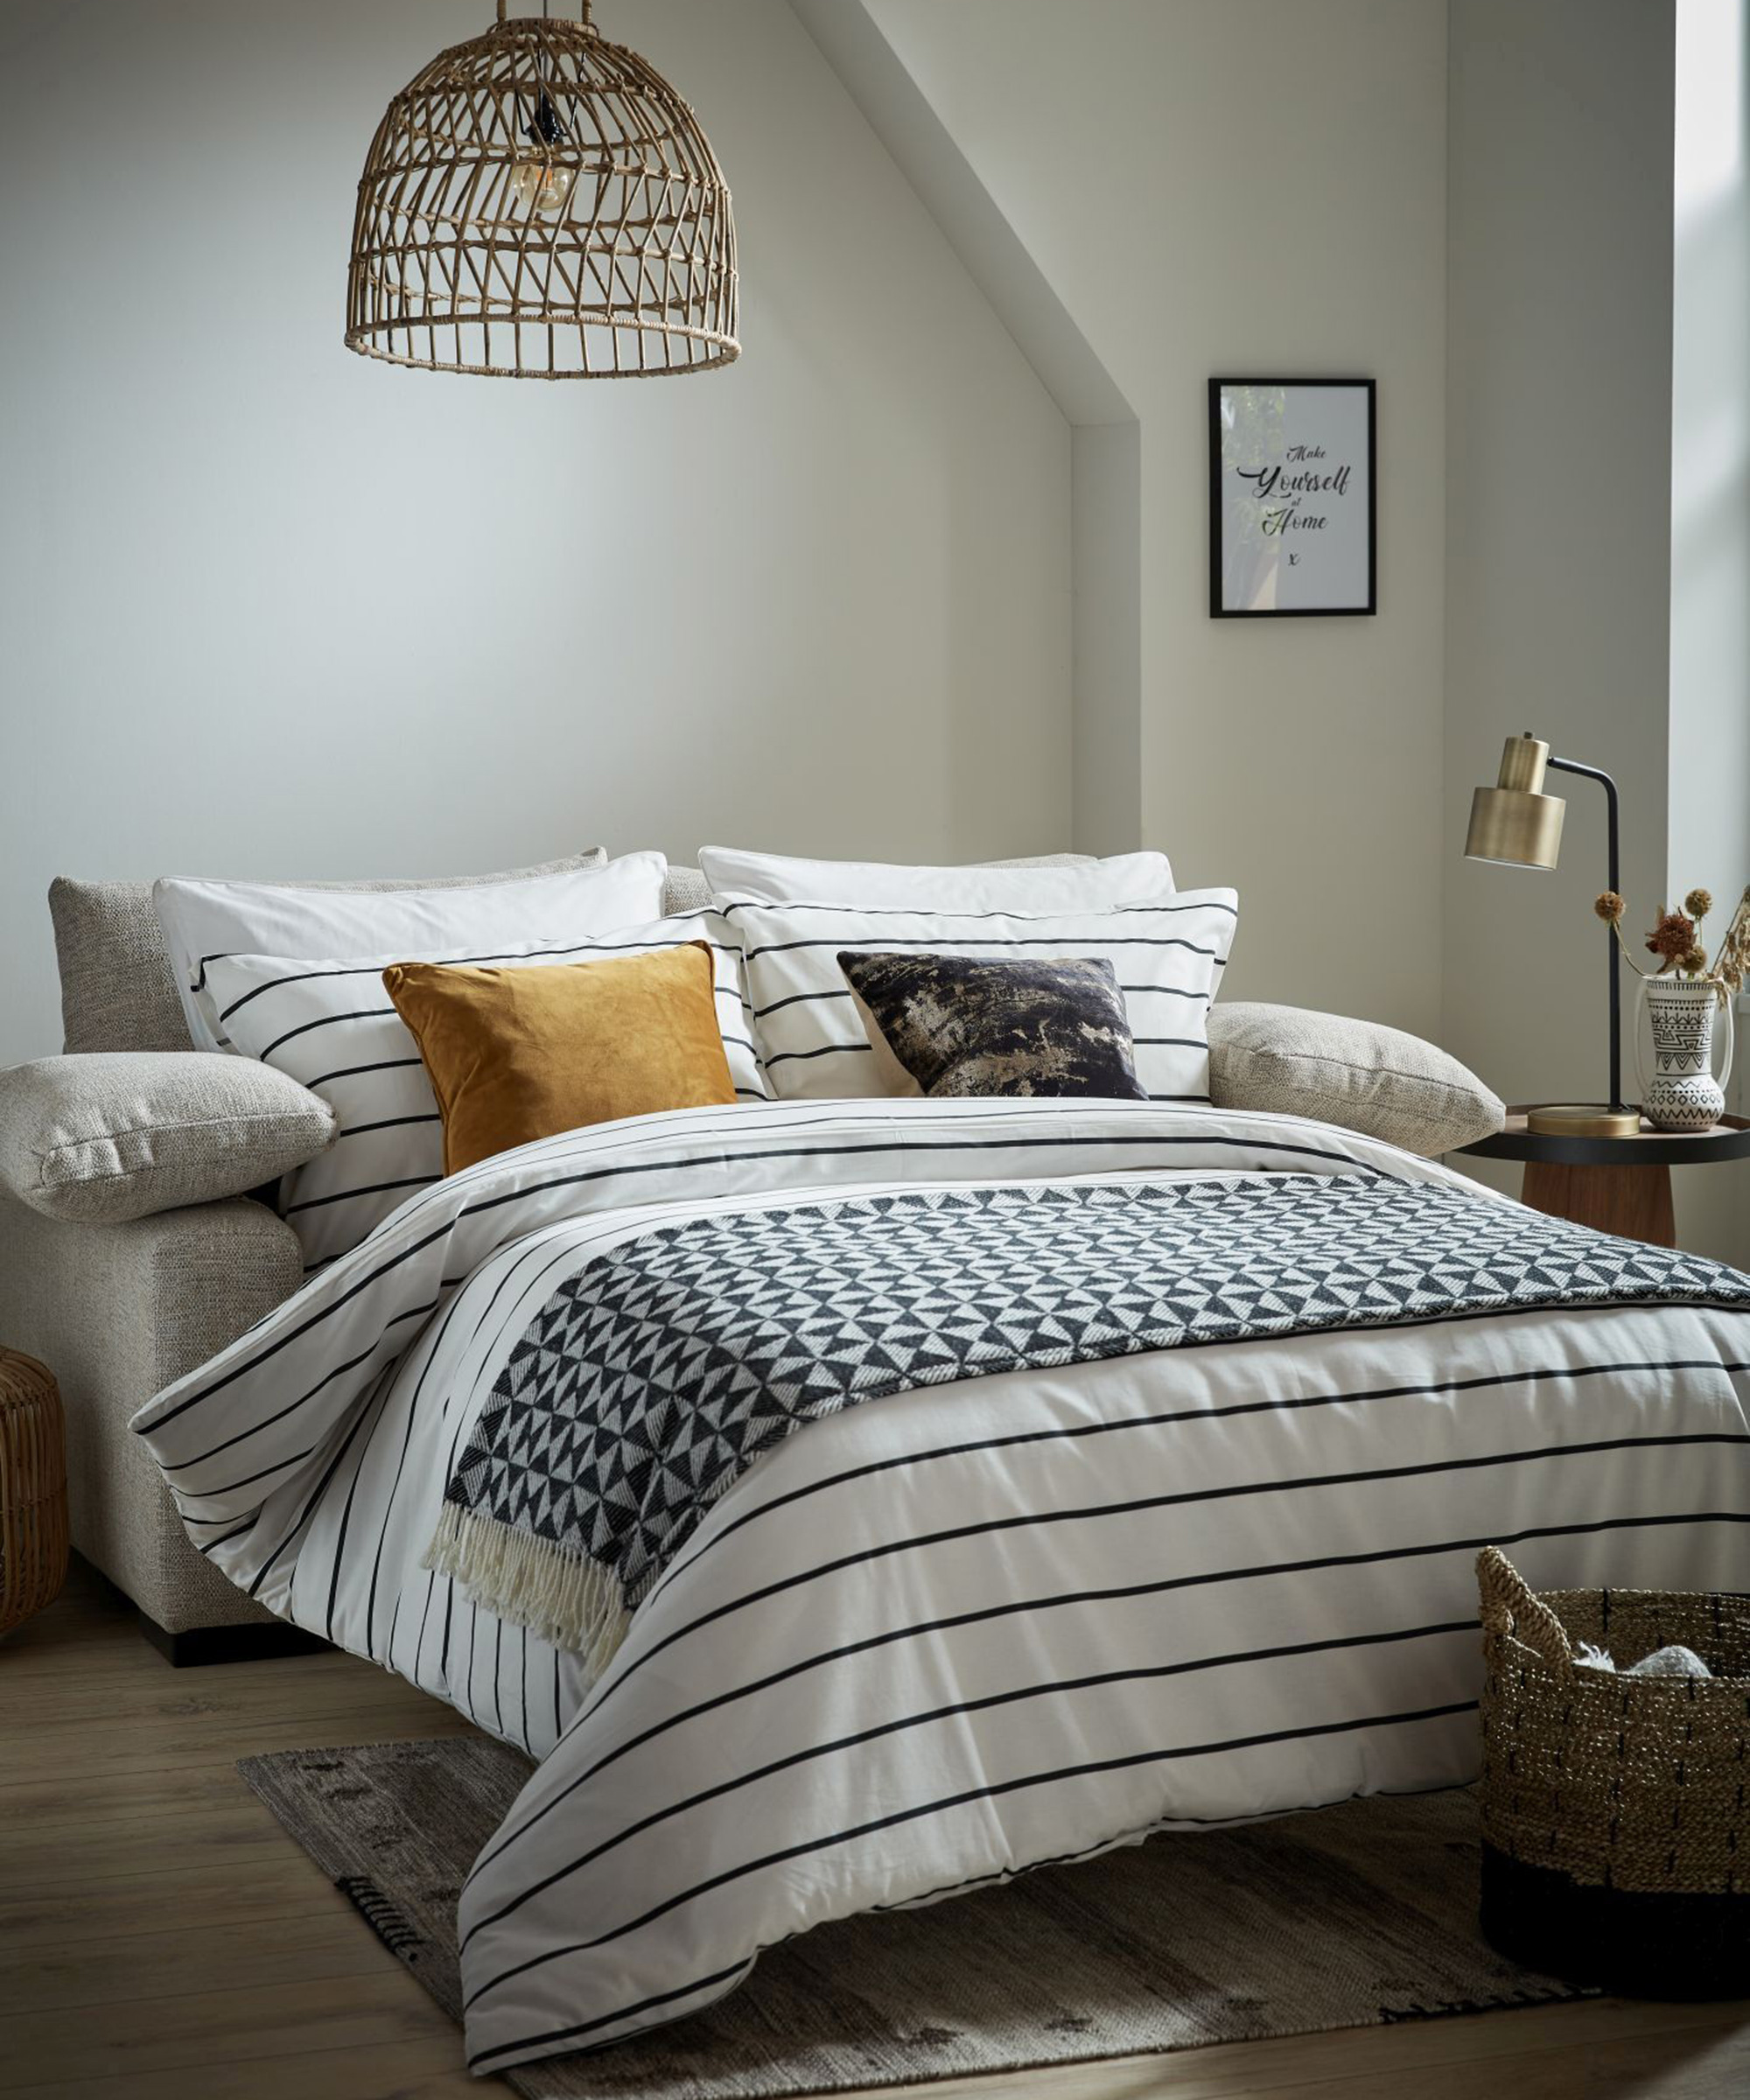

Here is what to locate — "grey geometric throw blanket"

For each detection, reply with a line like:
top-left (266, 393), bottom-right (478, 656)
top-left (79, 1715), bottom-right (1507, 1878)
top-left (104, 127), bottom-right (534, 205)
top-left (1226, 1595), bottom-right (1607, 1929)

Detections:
top-left (424, 1174), bottom-right (1750, 1664)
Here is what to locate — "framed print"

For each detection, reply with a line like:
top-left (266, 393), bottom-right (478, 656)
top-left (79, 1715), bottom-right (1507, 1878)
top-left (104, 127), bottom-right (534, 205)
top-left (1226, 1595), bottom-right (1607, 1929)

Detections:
top-left (1209, 378), bottom-right (1376, 617)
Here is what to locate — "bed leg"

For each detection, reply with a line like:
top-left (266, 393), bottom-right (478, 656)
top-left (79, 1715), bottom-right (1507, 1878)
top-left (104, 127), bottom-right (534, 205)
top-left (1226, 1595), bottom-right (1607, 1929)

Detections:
top-left (136, 1611), bottom-right (328, 1667)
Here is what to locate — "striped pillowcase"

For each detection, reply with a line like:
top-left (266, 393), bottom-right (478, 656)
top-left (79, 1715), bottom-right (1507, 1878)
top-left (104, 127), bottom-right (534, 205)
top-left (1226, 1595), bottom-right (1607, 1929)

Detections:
top-left (205, 911), bottom-right (767, 1271)
top-left (722, 891), bottom-right (1237, 1104)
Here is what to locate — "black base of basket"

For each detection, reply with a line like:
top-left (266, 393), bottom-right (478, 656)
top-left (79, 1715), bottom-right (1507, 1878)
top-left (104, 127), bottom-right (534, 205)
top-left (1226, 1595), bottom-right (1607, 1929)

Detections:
top-left (1481, 1843), bottom-right (1748, 1999)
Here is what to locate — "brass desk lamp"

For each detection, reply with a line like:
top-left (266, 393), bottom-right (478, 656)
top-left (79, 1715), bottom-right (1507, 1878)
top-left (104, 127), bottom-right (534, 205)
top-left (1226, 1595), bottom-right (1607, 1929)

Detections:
top-left (1465, 734), bottom-right (1639, 1138)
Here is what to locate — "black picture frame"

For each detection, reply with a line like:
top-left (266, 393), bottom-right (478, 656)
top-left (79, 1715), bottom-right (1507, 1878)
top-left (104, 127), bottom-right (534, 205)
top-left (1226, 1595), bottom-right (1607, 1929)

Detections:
top-left (1208, 377), bottom-right (1376, 618)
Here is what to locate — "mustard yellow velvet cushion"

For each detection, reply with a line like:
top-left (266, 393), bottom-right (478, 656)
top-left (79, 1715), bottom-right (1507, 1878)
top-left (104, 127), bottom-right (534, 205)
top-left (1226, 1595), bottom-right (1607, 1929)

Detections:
top-left (382, 942), bottom-right (737, 1174)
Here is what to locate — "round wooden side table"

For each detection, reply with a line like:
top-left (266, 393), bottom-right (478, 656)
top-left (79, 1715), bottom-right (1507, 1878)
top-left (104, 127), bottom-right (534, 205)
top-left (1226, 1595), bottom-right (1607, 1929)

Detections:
top-left (0, 1348), bottom-right (70, 1638)
top-left (1460, 1110), bottom-right (1750, 1249)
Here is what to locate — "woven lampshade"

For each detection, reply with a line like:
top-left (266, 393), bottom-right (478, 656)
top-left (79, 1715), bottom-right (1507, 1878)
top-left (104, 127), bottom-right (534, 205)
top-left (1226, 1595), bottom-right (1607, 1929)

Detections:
top-left (346, 1), bottom-right (738, 379)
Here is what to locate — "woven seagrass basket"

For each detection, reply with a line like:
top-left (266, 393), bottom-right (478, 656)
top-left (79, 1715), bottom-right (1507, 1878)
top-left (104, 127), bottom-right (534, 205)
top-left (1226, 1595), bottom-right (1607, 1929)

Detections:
top-left (0, 1349), bottom-right (68, 1637)
top-left (1476, 1546), bottom-right (1750, 1998)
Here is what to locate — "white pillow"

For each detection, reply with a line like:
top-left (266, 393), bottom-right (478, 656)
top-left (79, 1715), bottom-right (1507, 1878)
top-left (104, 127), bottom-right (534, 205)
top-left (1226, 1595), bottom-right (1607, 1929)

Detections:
top-left (725, 891), bottom-right (1237, 1104)
top-left (698, 846), bottom-right (1173, 913)
top-left (206, 908), bottom-right (766, 1272)
top-left (155, 852), bottom-right (669, 1054)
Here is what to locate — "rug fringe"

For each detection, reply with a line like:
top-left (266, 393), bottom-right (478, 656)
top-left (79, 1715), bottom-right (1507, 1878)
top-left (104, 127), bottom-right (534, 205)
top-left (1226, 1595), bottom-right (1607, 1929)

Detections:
top-left (423, 1504), bottom-right (629, 1679)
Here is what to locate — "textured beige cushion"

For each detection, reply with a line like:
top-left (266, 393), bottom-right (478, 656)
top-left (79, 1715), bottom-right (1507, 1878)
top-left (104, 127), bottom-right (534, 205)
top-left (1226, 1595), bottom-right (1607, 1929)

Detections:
top-left (49, 850), bottom-right (608, 1054)
top-left (0, 1052), bottom-right (336, 1225)
top-left (49, 879), bottom-right (192, 1054)
top-left (662, 864), bottom-right (712, 914)
top-left (1208, 1004), bottom-right (1504, 1156)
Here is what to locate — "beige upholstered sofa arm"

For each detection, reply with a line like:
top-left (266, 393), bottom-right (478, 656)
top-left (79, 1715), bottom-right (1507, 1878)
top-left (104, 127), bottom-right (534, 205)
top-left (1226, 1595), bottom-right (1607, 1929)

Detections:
top-left (0, 1187), bottom-right (302, 1636)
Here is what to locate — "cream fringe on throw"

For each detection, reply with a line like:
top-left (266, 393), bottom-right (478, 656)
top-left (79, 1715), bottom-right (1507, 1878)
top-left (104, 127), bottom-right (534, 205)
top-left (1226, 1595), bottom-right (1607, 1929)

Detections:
top-left (424, 1503), bottom-right (631, 1680)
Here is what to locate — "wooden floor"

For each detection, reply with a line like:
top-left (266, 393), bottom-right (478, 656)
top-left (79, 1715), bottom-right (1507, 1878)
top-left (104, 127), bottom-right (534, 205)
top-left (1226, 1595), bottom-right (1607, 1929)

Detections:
top-left (3, 1563), bottom-right (1746, 2100)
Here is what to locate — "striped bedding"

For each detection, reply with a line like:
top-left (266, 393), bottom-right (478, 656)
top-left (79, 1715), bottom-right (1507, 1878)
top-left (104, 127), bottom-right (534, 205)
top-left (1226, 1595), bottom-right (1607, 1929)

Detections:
top-left (202, 908), bottom-right (769, 1272)
top-left (132, 1097), bottom-right (1750, 2076)
top-left (719, 892), bottom-right (1236, 1102)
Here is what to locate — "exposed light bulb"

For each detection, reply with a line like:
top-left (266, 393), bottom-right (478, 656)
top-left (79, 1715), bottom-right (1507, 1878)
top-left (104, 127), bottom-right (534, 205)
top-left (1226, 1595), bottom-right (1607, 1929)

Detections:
top-left (511, 84), bottom-right (573, 218)
top-left (510, 160), bottom-right (575, 217)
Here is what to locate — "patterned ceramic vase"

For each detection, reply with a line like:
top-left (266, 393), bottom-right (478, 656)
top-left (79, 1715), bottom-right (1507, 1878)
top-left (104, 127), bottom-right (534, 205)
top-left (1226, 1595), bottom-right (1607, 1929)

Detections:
top-left (1635, 976), bottom-right (1734, 1131)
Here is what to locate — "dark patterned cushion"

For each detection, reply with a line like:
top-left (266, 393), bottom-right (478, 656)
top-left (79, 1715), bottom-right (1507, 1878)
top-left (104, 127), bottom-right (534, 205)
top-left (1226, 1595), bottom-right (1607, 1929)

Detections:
top-left (837, 952), bottom-right (1147, 1100)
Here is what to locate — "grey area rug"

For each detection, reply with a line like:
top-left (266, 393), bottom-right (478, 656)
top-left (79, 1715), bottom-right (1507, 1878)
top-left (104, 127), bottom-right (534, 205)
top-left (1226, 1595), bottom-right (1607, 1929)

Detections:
top-left (238, 1739), bottom-right (1590, 2097)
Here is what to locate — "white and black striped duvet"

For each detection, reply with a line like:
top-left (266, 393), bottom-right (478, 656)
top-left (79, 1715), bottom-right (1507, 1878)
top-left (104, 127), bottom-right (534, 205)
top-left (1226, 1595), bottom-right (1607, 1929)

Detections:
top-left (132, 1098), bottom-right (1750, 2076)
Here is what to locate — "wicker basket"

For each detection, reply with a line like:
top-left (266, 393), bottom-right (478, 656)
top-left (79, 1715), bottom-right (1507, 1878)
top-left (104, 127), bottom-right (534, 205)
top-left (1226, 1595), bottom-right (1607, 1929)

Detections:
top-left (1476, 1545), bottom-right (1750, 1998)
top-left (0, 1348), bottom-right (69, 1638)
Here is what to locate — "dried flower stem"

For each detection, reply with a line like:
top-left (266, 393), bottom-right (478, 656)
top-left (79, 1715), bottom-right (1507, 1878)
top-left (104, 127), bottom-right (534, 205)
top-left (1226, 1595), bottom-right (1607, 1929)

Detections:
top-left (1595, 881), bottom-right (1746, 1001)
top-left (1713, 885), bottom-right (1750, 996)
top-left (1606, 916), bottom-right (1651, 977)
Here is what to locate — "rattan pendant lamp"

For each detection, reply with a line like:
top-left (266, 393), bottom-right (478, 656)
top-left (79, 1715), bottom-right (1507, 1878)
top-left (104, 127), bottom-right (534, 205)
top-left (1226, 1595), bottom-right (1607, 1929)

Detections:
top-left (346, 0), bottom-right (738, 378)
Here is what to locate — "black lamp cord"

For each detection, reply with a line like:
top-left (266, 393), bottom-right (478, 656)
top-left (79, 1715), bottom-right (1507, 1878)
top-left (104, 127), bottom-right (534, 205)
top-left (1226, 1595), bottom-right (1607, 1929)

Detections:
top-left (527, 2), bottom-right (570, 148)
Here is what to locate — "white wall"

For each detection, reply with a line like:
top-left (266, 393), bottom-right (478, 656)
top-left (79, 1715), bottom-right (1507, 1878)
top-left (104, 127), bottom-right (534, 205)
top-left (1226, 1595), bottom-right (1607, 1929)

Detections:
top-left (1444, 0), bottom-right (1676, 1130)
top-left (1670, 0), bottom-right (1750, 1264)
top-left (0, 0), bottom-right (1068, 1066)
top-left (864, 0), bottom-right (1452, 1035)
top-left (1672, 0), bottom-right (1750, 933)
top-left (1444, 1), bottom-right (1749, 1268)
top-left (786, 0), bottom-right (1144, 864)
top-left (1072, 421), bottom-right (1143, 855)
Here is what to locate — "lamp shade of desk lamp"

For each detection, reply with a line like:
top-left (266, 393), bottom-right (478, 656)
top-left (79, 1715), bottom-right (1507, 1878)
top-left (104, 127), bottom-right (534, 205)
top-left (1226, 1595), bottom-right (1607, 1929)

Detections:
top-left (1465, 735), bottom-right (1564, 871)
top-left (1464, 734), bottom-right (1639, 1138)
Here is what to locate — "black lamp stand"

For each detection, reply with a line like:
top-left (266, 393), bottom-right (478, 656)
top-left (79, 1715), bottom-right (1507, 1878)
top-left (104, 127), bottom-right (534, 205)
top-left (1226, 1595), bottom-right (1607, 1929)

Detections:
top-left (1545, 754), bottom-right (1624, 1115)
